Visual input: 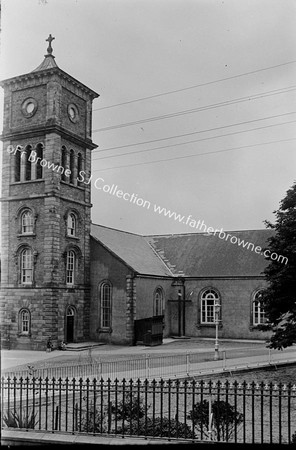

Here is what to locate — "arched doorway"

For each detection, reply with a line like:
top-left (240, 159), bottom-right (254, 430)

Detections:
top-left (66, 306), bottom-right (75, 343)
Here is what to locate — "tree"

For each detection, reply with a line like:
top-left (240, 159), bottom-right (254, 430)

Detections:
top-left (261, 181), bottom-right (296, 349)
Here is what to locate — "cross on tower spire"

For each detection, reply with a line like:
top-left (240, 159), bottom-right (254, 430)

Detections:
top-left (46, 34), bottom-right (55, 55)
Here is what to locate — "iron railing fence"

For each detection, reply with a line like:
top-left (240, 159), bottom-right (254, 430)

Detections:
top-left (1, 376), bottom-right (296, 444)
top-left (2, 347), bottom-right (296, 381)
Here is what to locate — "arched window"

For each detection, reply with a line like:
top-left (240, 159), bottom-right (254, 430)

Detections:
top-left (20, 248), bottom-right (33, 284)
top-left (69, 149), bottom-right (75, 184)
top-left (67, 213), bottom-right (77, 237)
top-left (66, 250), bottom-right (75, 285)
top-left (61, 146), bottom-right (67, 182)
top-left (201, 289), bottom-right (220, 324)
top-left (100, 282), bottom-right (112, 329)
top-left (19, 308), bottom-right (31, 335)
top-left (154, 287), bottom-right (164, 316)
top-left (25, 145), bottom-right (32, 181)
top-left (21, 209), bottom-right (34, 234)
top-left (36, 143), bottom-right (43, 179)
top-left (253, 290), bottom-right (266, 325)
top-left (77, 153), bottom-right (83, 187)
top-left (15, 146), bottom-right (21, 182)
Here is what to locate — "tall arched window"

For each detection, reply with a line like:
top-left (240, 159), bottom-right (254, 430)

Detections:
top-left (69, 149), bottom-right (75, 184)
top-left (253, 290), bottom-right (266, 325)
top-left (61, 146), bottom-right (67, 182)
top-left (67, 213), bottom-right (77, 237)
top-left (25, 145), bottom-right (32, 181)
top-left (154, 287), bottom-right (164, 316)
top-left (21, 209), bottom-right (34, 234)
top-left (36, 143), bottom-right (43, 179)
top-left (200, 289), bottom-right (220, 324)
top-left (19, 308), bottom-right (31, 335)
top-left (66, 250), bottom-right (75, 285)
top-left (77, 153), bottom-right (83, 187)
top-left (100, 282), bottom-right (112, 329)
top-left (15, 147), bottom-right (21, 182)
top-left (20, 248), bottom-right (33, 284)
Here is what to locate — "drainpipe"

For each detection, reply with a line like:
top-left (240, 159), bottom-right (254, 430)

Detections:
top-left (181, 278), bottom-right (186, 336)
top-left (178, 289), bottom-right (182, 337)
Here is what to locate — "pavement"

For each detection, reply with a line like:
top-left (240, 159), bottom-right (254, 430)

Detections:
top-left (1, 337), bottom-right (296, 377)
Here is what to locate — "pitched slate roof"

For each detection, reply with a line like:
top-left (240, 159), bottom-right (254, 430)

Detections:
top-left (91, 223), bottom-right (174, 276)
top-left (145, 229), bottom-right (274, 277)
top-left (91, 224), bottom-right (274, 278)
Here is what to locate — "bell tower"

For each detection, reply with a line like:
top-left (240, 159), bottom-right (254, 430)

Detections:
top-left (0, 36), bottom-right (99, 350)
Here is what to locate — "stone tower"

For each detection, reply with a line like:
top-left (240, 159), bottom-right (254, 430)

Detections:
top-left (0, 35), bottom-right (99, 350)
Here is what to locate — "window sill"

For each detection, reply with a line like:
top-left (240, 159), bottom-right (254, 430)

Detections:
top-left (66, 285), bottom-right (76, 290)
top-left (98, 328), bottom-right (112, 333)
top-left (11, 179), bottom-right (44, 185)
top-left (66, 235), bottom-right (80, 240)
top-left (17, 233), bottom-right (36, 238)
top-left (197, 323), bottom-right (223, 329)
top-left (61, 181), bottom-right (85, 190)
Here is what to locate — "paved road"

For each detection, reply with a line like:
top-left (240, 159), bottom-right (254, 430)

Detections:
top-left (1, 338), bottom-right (296, 380)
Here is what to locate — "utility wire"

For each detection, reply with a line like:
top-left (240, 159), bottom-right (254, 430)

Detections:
top-left (93, 119), bottom-right (296, 161)
top-left (93, 85), bottom-right (296, 133)
top-left (94, 111), bottom-right (296, 154)
top-left (93, 60), bottom-right (296, 111)
top-left (91, 137), bottom-right (296, 172)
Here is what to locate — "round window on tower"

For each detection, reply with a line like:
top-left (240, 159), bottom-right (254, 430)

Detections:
top-left (21, 98), bottom-right (38, 118)
top-left (67, 103), bottom-right (79, 123)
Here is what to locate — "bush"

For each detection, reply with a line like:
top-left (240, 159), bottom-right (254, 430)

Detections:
top-left (3, 409), bottom-right (38, 429)
top-left (110, 392), bottom-right (147, 422)
top-left (117, 416), bottom-right (194, 439)
top-left (188, 399), bottom-right (243, 441)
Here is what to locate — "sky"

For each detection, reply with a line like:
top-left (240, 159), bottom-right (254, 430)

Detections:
top-left (1, 0), bottom-right (296, 235)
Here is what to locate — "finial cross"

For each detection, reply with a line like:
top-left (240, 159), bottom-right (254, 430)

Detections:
top-left (46, 34), bottom-right (55, 55)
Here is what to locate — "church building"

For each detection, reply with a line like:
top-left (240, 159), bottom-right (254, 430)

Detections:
top-left (0, 37), bottom-right (271, 350)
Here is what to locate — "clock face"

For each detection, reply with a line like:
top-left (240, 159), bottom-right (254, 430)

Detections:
top-left (21, 98), bottom-right (38, 118)
top-left (26, 102), bottom-right (35, 114)
top-left (69, 106), bottom-right (76, 119)
top-left (68, 103), bottom-right (79, 123)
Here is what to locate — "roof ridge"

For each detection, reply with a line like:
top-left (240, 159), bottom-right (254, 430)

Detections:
top-left (144, 228), bottom-right (271, 238)
top-left (145, 238), bottom-right (175, 277)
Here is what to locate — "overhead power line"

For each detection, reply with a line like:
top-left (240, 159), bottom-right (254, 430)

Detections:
top-left (91, 138), bottom-right (296, 173)
top-left (93, 119), bottom-right (296, 161)
top-left (93, 85), bottom-right (296, 133)
top-left (93, 118), bottom-right (296, 162)
top-left (93, 60), bottom-right (296, 111)
top-left (94, 111), bottom-right (296, 154)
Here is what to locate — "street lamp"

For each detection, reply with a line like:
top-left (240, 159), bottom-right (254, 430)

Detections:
top-left (214, 301), bottom-right (220, 361)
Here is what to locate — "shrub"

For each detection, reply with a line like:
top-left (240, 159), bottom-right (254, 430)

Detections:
top-left (117, 416), bottom-right (194, 439)
top-left (188, 399), bottom-right (243, 441)
top-left (110, 391), bottom-right (147, 422)
top-left (3, 409), bottom-right (38, 429)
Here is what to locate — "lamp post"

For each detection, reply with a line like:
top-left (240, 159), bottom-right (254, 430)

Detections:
top-left (214, 301), bottom-right (220, 361)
